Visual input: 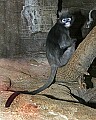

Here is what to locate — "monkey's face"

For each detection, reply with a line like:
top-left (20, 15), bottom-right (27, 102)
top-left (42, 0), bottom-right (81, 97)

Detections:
top-left (58, 12), bottom-right (74, 28)
top-left (61, 17), bottom-right (72, 28)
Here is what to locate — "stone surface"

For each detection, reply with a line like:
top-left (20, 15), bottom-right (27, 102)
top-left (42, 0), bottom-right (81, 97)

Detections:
top-left (0, 58), bottom-right (96, 120)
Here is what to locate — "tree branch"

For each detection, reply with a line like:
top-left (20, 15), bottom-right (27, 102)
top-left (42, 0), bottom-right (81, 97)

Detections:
top-left (57, 26), bottom-right (96, 85)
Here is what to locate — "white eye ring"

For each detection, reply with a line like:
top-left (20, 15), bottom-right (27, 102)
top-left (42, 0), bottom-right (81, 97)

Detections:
top-left (61, 18), bottom-right (71, 23)
top-left (62, 19), bottom-right (66, 23)
top-left (67, 18), bottom-right (71, 21)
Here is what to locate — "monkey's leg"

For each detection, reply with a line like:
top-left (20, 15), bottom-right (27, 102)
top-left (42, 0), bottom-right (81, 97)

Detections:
top-left (60, 43), bottom-right (75, 66)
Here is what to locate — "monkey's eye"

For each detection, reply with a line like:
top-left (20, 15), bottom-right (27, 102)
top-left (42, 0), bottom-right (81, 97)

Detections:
top-left (67, 18), bottom-right (71, 21)
top-left (61, 18), bottom-right (71, 23)
top-left (61, 18), bottom-right (67, 23)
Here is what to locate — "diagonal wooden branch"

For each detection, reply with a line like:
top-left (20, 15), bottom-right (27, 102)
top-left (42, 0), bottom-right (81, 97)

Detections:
top-left (57, 26), bottom-right (96, 85)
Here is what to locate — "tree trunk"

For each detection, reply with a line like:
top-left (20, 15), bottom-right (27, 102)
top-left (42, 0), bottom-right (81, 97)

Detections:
top-left (57, 26), bottom-right (96, 87)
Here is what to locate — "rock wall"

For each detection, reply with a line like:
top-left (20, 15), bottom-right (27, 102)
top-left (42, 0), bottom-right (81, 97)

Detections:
top-left (20, 0), bottom-right (57, 57)
top-left (0, 0), bottom-right (96, 57)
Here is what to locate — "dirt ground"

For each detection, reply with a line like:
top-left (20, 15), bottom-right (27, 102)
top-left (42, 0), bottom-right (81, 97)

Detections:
top-left (0, 57), bottom-right (96, 120)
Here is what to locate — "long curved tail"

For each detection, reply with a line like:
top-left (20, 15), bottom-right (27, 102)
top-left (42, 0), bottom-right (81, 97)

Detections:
top-left (24, 66), bottom-right (57, 95)
top-left (5, 92), bottom-right (20, 107)
top-left (5, 66), bottom-right (57, 107)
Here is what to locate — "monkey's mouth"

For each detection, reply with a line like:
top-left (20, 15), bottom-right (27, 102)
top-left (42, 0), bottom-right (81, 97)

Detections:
top-left (64, 23), bottom-right (71, 28)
